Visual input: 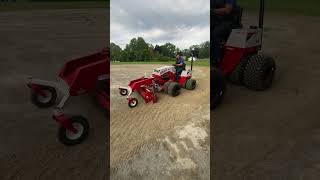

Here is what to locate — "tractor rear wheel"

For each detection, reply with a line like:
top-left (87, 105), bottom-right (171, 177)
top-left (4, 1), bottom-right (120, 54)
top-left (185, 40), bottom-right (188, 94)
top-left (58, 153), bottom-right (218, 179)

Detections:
top-left (212, 68), bottom-right (226, 110)
top-left (164, 82), bottom-right (171, 94)
top-left (228, 56), bottom-right (250, 85)
top-left (168, 82), bottom-right (181, 97)
top-left (243, 54), bottom-right (276, 90)
top-left (186, 79), bottom-right (196, 90)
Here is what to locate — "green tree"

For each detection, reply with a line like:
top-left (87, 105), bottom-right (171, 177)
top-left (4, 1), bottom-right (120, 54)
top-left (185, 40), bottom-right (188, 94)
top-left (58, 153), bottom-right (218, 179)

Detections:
top-left (198, 41), bottom-right (210, 59)
top-left (110, 42), bottom-right (122, 62)
top-left (113, 37), bottom-right (209, 62)
top-left (160, 43), bottom-right (176, 58)
top-left (123, 37), bottom-right (152, 61)
top-left (182, 49), bottom-right (190, 58)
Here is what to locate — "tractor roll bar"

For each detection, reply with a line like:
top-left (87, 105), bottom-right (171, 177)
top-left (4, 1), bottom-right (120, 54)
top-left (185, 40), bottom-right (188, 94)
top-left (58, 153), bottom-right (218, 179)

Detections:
top-left (259, 0), bottom-right (265, 28)
top-left (191, 48), bottom-right (195, 71)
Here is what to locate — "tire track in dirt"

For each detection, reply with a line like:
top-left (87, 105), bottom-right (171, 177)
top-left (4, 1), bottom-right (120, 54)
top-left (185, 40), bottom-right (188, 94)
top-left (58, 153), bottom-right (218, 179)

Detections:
top-left (110, 65), bottom-right (210, 169)
top-left (111, 103), bottom-right (210, 179)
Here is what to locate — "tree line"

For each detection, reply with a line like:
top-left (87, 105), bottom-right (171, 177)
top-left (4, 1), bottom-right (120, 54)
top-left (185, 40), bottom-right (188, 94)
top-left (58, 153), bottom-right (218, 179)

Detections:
top-left (110, 37), bottom-right (210, 62)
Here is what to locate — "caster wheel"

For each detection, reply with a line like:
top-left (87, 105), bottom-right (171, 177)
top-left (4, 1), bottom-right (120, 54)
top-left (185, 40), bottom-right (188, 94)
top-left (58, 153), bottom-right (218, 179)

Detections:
top-left (128, 98), bottom-right (138, 108)
top-left (58, 116), bottom-right (89, 146)
top-left (120, 89), bottom-right (128, 96)
top-left (31, 85), bottom-right (57, 108)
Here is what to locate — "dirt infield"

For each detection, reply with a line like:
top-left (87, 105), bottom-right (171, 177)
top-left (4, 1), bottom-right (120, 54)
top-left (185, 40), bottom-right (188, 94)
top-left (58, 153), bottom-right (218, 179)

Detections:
top-left (213, 13), bottom-right (320, 179)
top-left (0, 9), bottom-right (108, 180)
top-left (110, 65), bottom-right (210, 179)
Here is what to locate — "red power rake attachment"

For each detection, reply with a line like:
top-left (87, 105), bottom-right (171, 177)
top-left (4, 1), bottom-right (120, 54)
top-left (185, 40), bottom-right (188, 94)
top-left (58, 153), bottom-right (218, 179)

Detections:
top-left (27, 48), bottom-right (109, 145)
top-left (119, 63), bottom-right (197, 108)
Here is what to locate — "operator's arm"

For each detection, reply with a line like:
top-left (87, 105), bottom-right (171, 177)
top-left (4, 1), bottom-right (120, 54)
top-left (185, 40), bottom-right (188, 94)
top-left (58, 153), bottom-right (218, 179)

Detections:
top-left (176, 62), bottom-right (184, 67)
top-left (174, 58), bottom-right (184, 67)
top-left (213, 1), bottom-right (233, 16)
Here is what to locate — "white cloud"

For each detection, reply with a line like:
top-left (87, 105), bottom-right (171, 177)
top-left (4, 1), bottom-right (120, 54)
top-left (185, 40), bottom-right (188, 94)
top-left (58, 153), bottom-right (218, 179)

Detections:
top-left (111, 0), bottom-right (210, 49)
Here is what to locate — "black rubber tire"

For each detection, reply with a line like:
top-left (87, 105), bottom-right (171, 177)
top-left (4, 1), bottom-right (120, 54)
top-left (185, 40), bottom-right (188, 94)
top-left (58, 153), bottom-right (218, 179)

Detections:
top-left (211, 68), bottom-right (226, 110)
top-left (31, 85), bottom-right (57, 108)
top-left (58, 116), bottom-right (89, 146)
top-left (185, 79), bottom-right (196, 90)
top-left (163, 82), bottom-right (171, 94)
top-left (243, 54), bottom-right (276, 90)
top-left (168, 82), bottom-right (181, 97)
top-left (119, 89), bottom-right (128, 96)
top-left (128, 98), bottom-right (138, 108)
top-left (228, 56), bottom-right (250, 85)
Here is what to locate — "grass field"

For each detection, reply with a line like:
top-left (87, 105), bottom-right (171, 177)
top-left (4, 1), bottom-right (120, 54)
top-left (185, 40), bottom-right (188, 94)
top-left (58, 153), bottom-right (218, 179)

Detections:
top-left (240, 0), bottom-right (320, 16)
top-left (111, 59), bottom-right (210, 67)
top-left (0, 0), bottom-right (108, 11)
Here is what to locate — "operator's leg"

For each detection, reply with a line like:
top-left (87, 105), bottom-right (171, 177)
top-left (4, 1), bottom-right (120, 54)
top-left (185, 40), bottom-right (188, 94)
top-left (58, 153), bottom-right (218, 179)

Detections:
top-left (212, 22), bottom-right (232, 65)
top-left (175, 68), bottom-right (183, 81)
top-left (212, 29), bottom-right (222, 66)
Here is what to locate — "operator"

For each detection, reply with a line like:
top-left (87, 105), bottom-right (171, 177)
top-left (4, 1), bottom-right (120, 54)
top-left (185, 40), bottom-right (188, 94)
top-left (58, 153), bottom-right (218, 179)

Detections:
top-left (173, 52), bottom-right (186, 81)
top-left (212, 0), bottom-right (237, 65)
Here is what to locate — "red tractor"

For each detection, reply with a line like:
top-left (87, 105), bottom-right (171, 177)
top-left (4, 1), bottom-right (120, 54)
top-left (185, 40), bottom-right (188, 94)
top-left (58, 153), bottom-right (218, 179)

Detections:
top-left (212, 0), bottom-right (276, 110)
top-left (119, 54), bottom-right (197, 108)
top-left (27, 48), bottom-right (109, 145)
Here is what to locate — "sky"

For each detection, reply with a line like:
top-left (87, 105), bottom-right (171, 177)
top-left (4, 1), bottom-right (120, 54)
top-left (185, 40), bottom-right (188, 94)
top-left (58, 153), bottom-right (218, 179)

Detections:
top-left (110, 0), bottom-right (210, 50)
